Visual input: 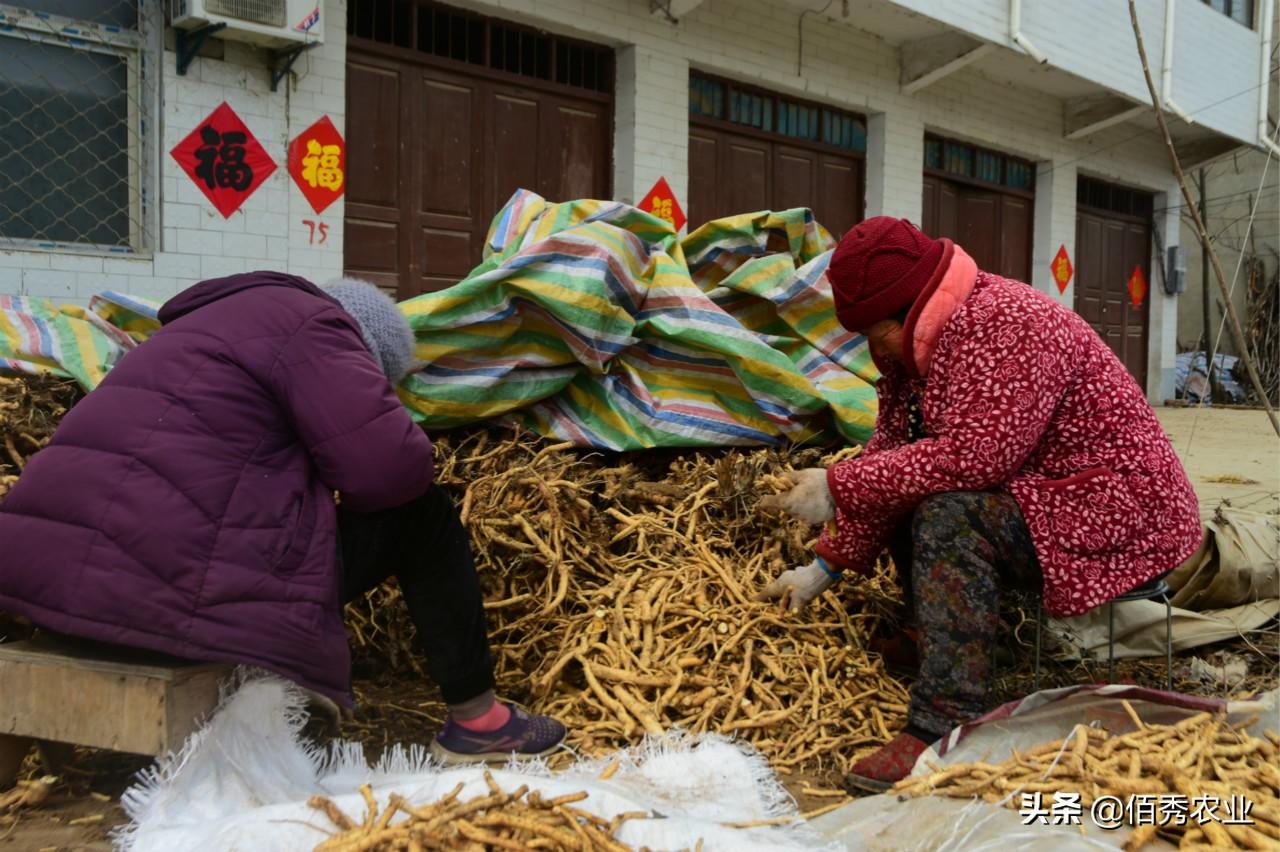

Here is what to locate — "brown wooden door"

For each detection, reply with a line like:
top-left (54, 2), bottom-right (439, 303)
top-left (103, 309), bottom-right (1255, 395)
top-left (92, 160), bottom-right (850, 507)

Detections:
top-left (1075, 208), bottom-right (1151, 385)
top-left (922, 175), bottom-right (1033, 283)
top-left (688, 124), bottom-right (863, 238)
top-left (344, 55), bottom-right (406, 294)
top-left (345, 49), bottom-right (611, 299)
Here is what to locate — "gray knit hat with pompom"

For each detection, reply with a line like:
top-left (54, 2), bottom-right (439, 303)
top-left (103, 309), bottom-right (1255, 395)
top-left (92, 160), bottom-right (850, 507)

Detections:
top-left (322, 277), bottom-right (416, 381)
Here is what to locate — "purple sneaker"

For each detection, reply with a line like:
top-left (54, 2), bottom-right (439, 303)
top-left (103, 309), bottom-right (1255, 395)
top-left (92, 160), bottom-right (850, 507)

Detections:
top-left (429, 704), bottom-right (567, 765)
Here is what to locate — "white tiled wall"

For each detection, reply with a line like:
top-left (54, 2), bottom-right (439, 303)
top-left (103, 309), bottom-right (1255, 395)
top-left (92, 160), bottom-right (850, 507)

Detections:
top-left (0, 0), bottom-right (348, 304)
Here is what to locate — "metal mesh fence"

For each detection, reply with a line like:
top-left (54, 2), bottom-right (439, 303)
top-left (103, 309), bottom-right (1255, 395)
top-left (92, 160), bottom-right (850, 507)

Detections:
top-left (0, 1), bottom-right (154, 251)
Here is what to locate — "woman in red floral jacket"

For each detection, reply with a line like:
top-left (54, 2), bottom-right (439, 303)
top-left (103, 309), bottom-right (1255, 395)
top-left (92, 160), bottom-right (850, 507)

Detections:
top-left (760, 217), bottom-right (1202, 791)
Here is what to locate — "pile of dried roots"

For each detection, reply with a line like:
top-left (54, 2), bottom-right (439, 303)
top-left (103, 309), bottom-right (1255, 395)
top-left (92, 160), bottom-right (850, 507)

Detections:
top-left (346, 428), bottom-right (910, 777)
top-left (309, 773), bottom-right (658, 852)
top-left (0, 375), bottom-right (81, 501)
top-left (894, 701), bottom-right (1280, 850)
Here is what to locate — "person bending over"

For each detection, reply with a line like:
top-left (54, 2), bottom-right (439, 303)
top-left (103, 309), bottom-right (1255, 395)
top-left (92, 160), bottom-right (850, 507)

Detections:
top-left (0, 272), bottom-right (565, 763)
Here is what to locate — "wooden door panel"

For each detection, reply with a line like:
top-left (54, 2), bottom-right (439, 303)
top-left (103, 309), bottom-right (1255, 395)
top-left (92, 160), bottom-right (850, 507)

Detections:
top-left (421, 227), bottom-right (474, 274)
top-left (344, 221), bottom-right (401, 292)
top-left (420, 77), bottom-right (476, 219)
top-left (346, 38), bottom-right (613, 300)
top-left (346, 62), bottom-right (401, 209)
top-left (688, 131), bottom-right (719, 230)
top-left (937, 182), bottom-right (960, 243)
top-left (548, 103), bottom-right (607, 200)
top-left (817, 155), bottom-right (860, 239)
top-left (922, 176), bottom-right (938, 238)
top-left (688, 123), bottom-right (862, 234)
top-left (344, 59), bottom-right (404, 292)
top-left (772, 146), bottom-right (816, 214)
top-left (420, 224), bottom-right (475, 285)
top-left (722, 139), bottom-right (770, 217)
top-left (959, 192), bottom-right (998, 272)
top-left (999, 195), bottom-right (1032, 282)
top-left (488, 91), bottom-right (541, 214)
top-left (1102, 296), bottom-right (1124, 328)
top-left (1075, 207), bottom-right (1151, 387)
top-left (924, 176), bottom-right (1033, 288)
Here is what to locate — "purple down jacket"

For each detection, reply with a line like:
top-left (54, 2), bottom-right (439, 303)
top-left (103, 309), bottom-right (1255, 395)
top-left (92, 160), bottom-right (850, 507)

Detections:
top-left (0, 272), bottom-right (434, 705)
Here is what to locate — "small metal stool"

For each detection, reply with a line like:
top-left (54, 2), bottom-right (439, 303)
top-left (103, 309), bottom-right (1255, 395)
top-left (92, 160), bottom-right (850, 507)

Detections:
top-left (1033, 572), bottom-right (1173, 692)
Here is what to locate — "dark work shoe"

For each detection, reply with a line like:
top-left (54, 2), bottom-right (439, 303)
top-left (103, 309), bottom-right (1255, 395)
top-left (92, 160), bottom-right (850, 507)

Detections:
top-left (842, 731), bottom-right (931, 793)
top-left (429, 704), bottom-right (566, 765)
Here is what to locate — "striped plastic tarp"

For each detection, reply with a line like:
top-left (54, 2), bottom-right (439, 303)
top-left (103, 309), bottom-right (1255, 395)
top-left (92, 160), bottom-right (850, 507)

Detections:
top-left (0, 190), bottom-right (878, 449)
top-left (0, 292), bottom-right (153, 389)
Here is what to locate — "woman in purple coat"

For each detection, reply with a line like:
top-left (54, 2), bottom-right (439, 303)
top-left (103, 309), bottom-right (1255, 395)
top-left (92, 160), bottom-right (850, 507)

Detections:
top-left (0, 271), bottom-right (565, 763)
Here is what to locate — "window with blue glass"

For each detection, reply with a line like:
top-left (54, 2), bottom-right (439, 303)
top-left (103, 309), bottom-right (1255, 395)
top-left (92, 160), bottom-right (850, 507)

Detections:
top-left (688, 71), bottom-right (865, 154)
top-left (925, 134), bottom-right (1035, 193)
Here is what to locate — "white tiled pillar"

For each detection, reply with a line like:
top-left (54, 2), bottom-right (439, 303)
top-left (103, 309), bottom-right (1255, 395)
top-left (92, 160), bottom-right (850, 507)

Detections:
top-left (614, 45), bottom-right (689, 215)
top-left (1032, 159), bottom-right (1076, 302)
top-left (865, 108), bottom-right (924, 222)
top-left (1148, 180), bottom-right (1182, 402)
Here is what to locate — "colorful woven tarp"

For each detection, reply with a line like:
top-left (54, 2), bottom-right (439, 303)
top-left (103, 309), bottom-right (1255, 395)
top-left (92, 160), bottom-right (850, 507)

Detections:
top-left (0, 190), bottom-right (879, 449)
top-left (0, 292), bottom-right (154, 389)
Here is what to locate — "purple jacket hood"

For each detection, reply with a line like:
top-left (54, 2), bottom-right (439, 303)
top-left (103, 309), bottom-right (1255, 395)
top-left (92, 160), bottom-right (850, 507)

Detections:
top-left (158, 270), bottom-right (338, 323)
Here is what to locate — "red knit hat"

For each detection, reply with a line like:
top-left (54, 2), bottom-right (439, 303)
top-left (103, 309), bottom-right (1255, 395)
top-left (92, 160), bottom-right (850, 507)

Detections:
top-left (827, 217), bottom-right (949, 331)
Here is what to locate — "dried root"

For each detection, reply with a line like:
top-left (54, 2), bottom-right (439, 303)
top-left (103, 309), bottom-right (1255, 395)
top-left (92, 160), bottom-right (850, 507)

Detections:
top-left (0, 776), bottom-right (55, 812)
top-left (309, 772), bottom-right (664, 851)
top-left (0, 375), bottom-right (80, 501)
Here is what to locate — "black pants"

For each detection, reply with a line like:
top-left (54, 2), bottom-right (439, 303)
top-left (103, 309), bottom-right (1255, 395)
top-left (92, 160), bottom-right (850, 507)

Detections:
top-left (338, 486), bottom-right (496, 705)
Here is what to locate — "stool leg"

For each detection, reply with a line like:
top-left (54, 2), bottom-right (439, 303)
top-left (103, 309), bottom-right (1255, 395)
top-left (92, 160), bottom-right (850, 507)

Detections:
top-left (36, 740), bottom-right (74, 776)
top-left (1107, 600), bottom-right (1115, 684)
top-left (1164, 596), bottom-right (1173, 692)
top-left (1033, 597), bottom-right (1043, 692)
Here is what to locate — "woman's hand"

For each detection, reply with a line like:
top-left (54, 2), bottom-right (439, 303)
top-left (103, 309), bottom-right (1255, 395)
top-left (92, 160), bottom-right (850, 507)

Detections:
top-left (755, 558), bottom-right (840, 613)
top-left (759, 468), bottom-right (835, 524)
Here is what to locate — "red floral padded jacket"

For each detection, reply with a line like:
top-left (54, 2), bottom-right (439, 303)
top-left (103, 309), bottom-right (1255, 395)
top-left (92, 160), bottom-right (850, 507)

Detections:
top-left (815, 250), bottom-right (1202, 617)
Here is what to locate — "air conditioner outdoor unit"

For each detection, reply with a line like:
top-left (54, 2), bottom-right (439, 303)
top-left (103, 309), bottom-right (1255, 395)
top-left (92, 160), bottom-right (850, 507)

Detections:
top-left (170, 0), bottom-right (324, 47)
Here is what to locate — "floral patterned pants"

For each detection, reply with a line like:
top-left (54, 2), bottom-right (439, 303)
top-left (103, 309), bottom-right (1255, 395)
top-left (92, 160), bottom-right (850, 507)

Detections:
top-left (888, 491), bottom-right (1042, 738)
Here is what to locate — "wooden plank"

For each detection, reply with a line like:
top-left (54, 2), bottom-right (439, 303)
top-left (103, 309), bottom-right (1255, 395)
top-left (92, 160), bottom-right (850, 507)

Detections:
top-left (0, 639), bottom-right (229, 756)
top-left (0, 640), bottom-right (212, 681)
top-left (164, 666), bottom-right (229, 750)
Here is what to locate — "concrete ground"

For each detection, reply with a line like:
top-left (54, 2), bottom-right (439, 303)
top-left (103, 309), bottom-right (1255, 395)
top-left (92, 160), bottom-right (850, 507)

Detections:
top-left (1156, 407), bottom-right (1280, 518)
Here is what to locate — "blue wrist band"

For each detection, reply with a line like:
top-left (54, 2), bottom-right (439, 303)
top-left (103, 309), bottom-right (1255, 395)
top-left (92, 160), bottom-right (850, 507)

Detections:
top-left (815, 555), bottom-right (842, 581)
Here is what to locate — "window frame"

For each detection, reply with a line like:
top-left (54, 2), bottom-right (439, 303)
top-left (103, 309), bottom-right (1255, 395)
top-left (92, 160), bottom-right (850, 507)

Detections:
top-left (0, 1), bottom-right (159, 256)
top-left (688, 70), bottom-right (868, 158)
top-left (923, 133), bottom-right (1036, 199)
top-left (1202, 0), bottom-right (1255, 28)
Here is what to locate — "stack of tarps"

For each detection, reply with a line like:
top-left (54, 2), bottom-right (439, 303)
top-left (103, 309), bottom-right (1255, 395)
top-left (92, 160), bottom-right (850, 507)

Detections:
top-left (0, 190), bottom-right (880, 450)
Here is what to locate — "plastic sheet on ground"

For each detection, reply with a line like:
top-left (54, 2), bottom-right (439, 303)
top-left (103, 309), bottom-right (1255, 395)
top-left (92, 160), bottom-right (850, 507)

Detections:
top-left (117, 676), bottom-right (826, 852)
top-left (0, 191), bottom-right (880, 450)
top-left (1175, 351), bottom-right (1245, 404)
top-left (1047, 508), bottom-right (1279, 661)
top-left (810, 685), bottom-right (1276, 851)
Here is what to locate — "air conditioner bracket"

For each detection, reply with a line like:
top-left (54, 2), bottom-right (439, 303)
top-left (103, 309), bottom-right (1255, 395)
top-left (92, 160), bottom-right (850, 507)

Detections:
top-left (175, 22), bottom-right (228, 77)
top-left (271, 42), bottom-right (319, 92)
